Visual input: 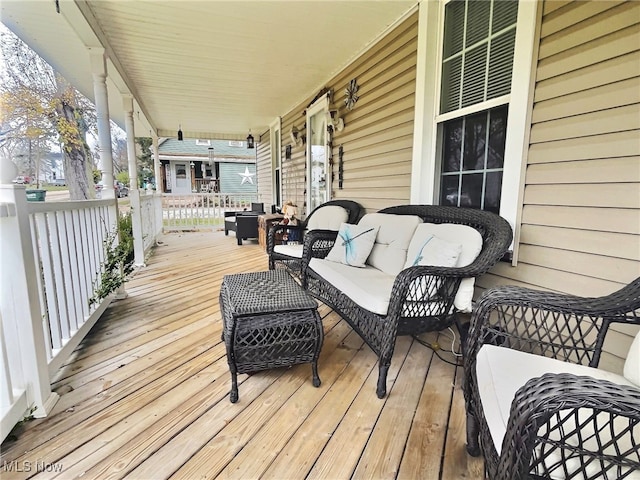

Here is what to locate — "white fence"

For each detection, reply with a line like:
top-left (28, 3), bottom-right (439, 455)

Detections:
top-left (130, 190), bottom-right (163, 265)
top-left (0, 185), bottom-right (164, 442)
top-left (1, 186), bottom-right (248, 441)
top-left (27, 199), bottom-right (118, 374)
top-left (162, 193), bottom-right (260, 230)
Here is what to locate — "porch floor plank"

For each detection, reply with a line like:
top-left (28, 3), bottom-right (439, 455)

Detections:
top-left (1, 231), bottom-right (483, 480)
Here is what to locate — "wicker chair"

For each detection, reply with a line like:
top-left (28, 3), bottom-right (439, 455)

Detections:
top-left (463, 279), bottom-right (640, 480)
top-left (303, 205), bottom-right (513, 398)
top-left (224, 203), bottom-right (265, 245)
top-left (267, 199), bottom-right (363, 277)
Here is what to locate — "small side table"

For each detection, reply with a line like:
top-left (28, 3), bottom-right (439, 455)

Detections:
top-left (219, 270), bottom-right (323, 403)
top-left (258, 213), bottom-right (284, 251)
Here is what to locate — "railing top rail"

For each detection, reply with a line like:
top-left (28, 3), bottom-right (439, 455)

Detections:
top-left (27, 198), bottom-right (116, 214)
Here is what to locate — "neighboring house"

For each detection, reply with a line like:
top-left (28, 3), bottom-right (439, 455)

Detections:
top-left (157, 138), bottom-right (257, 194)
top-left (256, 1), bottom-right (640, 372)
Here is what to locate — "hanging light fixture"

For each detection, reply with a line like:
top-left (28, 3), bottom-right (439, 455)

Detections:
top-left (208, 147), bottom-right (214, 166)
top-left (246, 130), bottom-right (255, 149)
top-left (178, 125), bottom-right (183, 141)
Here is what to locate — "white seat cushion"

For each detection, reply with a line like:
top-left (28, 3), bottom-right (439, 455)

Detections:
top-left (477, 345), bottom-right (640, 479)
top-left (359, 213), bottom-right (422, 276)
top-left (309, 258), bottom-right (395, 315)
top-left (623, 330), bottom-right (640, 386)
top-left (273, 244), bottom-right (303, 258)
top-left (225, 216), bottom-right (236, 223)
top-left (406, 223), bottom-right (482, 312)
top-left (306, 205), bottom-right (349, 231)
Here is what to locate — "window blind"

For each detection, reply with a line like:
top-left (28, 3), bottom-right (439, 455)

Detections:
top-left (440, 0), bottom-right (518, 114)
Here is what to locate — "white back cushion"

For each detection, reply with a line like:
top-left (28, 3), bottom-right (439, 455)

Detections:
top-left (306, 205), bottom-right (349, 231)
top-left (624, 330), bottom-right (640, 386)
top-left (359, 213), bottom-right (422, 276)
top-left (406, 223), bottom-right (483, 312)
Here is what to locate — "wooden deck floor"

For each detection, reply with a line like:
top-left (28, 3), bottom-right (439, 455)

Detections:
top-left (1, 231), bottom-right (484, 480)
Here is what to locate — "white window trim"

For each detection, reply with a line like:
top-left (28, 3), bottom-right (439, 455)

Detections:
top-left (411, 0), bottom-right (540, 264)
top-left (270, 117), bottom-right (282, 207)
top-left (306, 95), bottom-right (330, 212)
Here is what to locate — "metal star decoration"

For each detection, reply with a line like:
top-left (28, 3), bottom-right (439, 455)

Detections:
top-left (237, 166), bottom-right (255, 185)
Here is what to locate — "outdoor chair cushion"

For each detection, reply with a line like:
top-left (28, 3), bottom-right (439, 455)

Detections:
top-left (624, 330), bottom-right (640, 386)
top-left (272, 205), bottom-right (352, 259)
top-left (273, 243), bottom-right (304, 259)
top-left (406, 223), bottom-right (483, 312)
top-left (477, 344), bottom-right (640, 480)
top-left (306, 205), bottom-right (349, 231)
top-left (359, 213), bottom-right (423, 276)
top-left (309, 257), bottom-right (395, 315)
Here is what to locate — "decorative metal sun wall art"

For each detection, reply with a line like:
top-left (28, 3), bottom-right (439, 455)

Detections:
top-left (344, 79), bottom-right (359, 110)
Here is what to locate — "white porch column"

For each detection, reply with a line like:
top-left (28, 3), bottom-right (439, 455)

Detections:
top-left (123, 95), bottom-right (138, 191)
top-left (0, 161), bottom-right (59, 433)
top-left (89, 48), bottom-right (115, 200)
top-left (152, 135), bottom-right (163, 193)
top-left (123, 96), bottom-right (145, 266)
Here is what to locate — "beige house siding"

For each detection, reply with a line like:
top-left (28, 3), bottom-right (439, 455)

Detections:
top-left (256, 132), bottom-right (273, 208)
top-left (265, 12), bottom-right (418, 217)
top-left (485, 0), bottom-right (640, 372)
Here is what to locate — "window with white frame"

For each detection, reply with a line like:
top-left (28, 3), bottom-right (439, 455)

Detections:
top-left (437, 0), bottom-right (518, 213)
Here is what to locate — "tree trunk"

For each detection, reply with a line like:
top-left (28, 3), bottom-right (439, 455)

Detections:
top-left (55, 97), bottom-right (94, 200)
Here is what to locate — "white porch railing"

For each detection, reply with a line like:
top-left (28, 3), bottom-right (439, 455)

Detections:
top-left (129, 190), bottom-right (163, 265)
top-left (28, 198), bottom-right (118, 374)
top-left (0, 185), bottom-right (164, 442)
top-left (162, 193), bottom-right (260, 230)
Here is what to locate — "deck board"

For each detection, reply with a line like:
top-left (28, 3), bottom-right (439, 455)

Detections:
top-left (0, 231), bottom-right (484, 479)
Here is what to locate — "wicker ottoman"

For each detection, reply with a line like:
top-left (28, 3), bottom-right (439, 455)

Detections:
top-left (220, 270), bottom-right (323, 403)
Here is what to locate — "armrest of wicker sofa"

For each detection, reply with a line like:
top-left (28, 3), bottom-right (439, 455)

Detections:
top-left (299, 229), bottom-right (342, 284)
top-left (495, 372), bottom-right (640, 480)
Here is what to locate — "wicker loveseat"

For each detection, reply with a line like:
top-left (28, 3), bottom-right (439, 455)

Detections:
top-left (463, 279), bottom-right (640, 480)
top-left (302, 204), bottom-right (513, 398)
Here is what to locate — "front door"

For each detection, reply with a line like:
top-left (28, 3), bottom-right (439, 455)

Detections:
top-left (306, 97), bottom-right (329, 213)
top-left (174, 163), bottom-right (190, 193)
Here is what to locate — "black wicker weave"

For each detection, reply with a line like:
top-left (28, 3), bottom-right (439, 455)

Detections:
top-left (463, 279), bottom-right (640, 480)
top-left (303, 204), bottom-right (513, 398)
top-left (267, 199), bottom-right (363, 277)
top-left (219, 270), bottom-right (323, 403)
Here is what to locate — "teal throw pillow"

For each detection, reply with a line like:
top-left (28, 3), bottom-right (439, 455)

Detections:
top-left (325, 223), bottom-right (379, 267)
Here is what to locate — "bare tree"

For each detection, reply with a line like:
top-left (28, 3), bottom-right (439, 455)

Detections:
top-left (1, 25), bottom-right (97, 199)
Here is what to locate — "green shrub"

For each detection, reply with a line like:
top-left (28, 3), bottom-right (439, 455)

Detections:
top-left (89, 211), bottom-right (135, 307)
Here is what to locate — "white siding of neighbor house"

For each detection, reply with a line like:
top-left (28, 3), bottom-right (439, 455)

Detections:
top-left (484, 0), bottom-right (640, 373)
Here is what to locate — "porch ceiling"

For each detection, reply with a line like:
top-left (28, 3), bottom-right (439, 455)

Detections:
top-left (1, 0), bottom-right (416, 140)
